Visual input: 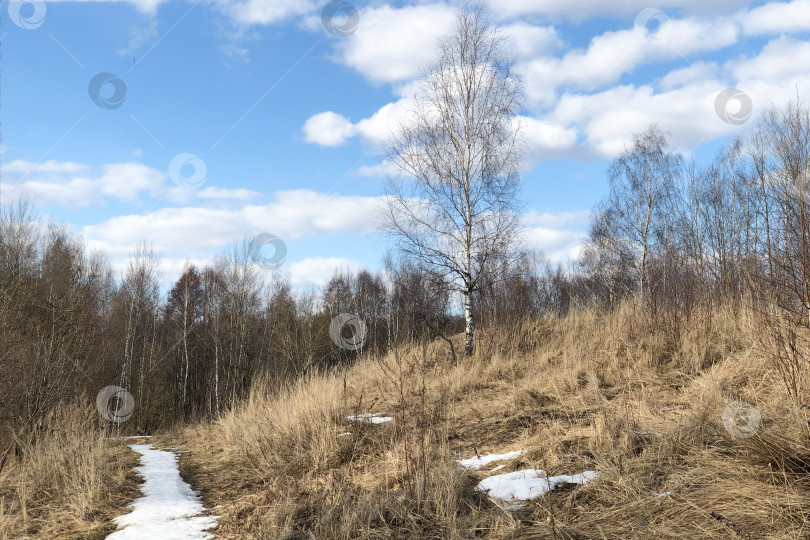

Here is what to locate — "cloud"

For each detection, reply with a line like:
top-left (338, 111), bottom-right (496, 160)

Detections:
top-left (330, 3), bottom-right (457, 84)
top-left (302, 96), bottom-right (414, 148)
top-left (304, 9), bottom-right (810, 163)
top-left (541, 32), bottom-right (810, 159)
top-left (242, 190), bottom-right (382, 239)
top-left (3, 160), bottom-right (89, 174)
top-left (518, 116), bottom-right (580, 161)
top-left (353, 161), bottom-right (396, 178)
top-left (196, 186), bottom-right (261, 200)
top-left (740, 0), bottom-right (810, 35)
top-left (81, 207), bottom-right (242, 259)
top-left (74, 189), bottom-right (384, 286)
top-left (97, 163), bottom-right (166, 201)
top-left (52, 0), bottom-right (318, 25)
top-left (302, 111), bottom-right (355, 147)
top-left (500, 22), bottom-right (561, 59)
top-left (517, 16), bottom-right (738, 107)
top-left (1, 161), bottom-right (262, 208)
top-left (287, 257), bottom-right (365, 287)
top-left (116, 18), bottom-right (159, 56)
top-left (220, 42), bottom-right (251, 64)
top-left (549, 82), bottom-right (725, 159)
top-left (301, 5), bottom-right (766, 158)
top-left (657, 61), bottom-right (718, 91)
top-left (726, 35), bottom-right (810, 84)
top-left (523, 210), bottom-right (591, 228)
top-left (302, 106), bottom-right (579, 167)
top-left (79, 189), bottom-right (382, 257)
top-left (209, 0), bottom-right (316, 26)
top-left (353, 98), bottom-right (414, 143)
top-left (78, 192), bottom-right (587, 285)
top-left (47, 0), bottom-right (166, 16)
top-left (486, 0), bottom-right (756, 21)
top-left (0, 162), bottom-right (163, 208)
top-left (522, 226), bottom-right (587, 263)
top-left (519, 210), bottom-right (591, 263)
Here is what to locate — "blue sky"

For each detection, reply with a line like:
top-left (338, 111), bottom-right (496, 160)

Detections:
top-left (3, 0), bottom-right (809, 288)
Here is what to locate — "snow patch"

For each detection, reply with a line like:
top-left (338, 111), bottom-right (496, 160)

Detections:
top-left (476, 469), bottom-right (600, 510)
top-left (106, 444), bottom-right (218, 539)
top-left (347, 413), bottom-right (393, 424)
top-left (457, 450), bottom-right (524, 470)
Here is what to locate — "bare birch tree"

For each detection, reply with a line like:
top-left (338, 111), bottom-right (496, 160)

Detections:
top-left (604, 126), bottom-right (681, 297)
top-left (382, 4), bottom-right (525, 356)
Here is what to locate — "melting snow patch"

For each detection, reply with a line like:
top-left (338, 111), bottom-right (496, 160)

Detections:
top-left (347, 413), bottom-right (393, 424)
top-left (457, 450), bottom-right (524, 470)
top-left (106, 444), bottom-right (218, 539)
top-left (476, 469), bottom-right (600, 510)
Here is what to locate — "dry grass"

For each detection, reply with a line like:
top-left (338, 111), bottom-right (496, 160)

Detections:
top-left (175, 301), bottom-right (810, 539)
top-left (5, 301), bottom-right (809, 538)
top-left (0, 403), bottom-right (140, 539)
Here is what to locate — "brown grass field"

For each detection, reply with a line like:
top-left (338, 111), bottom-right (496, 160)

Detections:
top-left (0, 404), bottom-right (141, 539)
top-left (3, 301), bottom-right (810, 539)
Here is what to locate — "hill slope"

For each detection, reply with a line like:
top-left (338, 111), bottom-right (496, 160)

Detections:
top-left (172, 302), bottom-right (810, 539)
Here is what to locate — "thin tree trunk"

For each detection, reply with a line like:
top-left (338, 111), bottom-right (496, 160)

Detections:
top-left (464, 289), bottom-right (474, 356)
top-left (182, 288), bottom-right (189, 415)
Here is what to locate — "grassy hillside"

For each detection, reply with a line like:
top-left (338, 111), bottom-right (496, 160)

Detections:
top-left (171, 301), bottom-right (810, 539)
top-left (2, 301), bottom-right (808, 539)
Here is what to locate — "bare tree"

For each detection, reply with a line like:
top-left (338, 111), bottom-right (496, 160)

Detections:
top-left (382, 4), bottom-right (525, 356)
top-left (114, 243), bottom-right (162, 431)
top-left (748, 101), bottom-right (810, 398)
top-left (603, 126), bottom-right (682, 297)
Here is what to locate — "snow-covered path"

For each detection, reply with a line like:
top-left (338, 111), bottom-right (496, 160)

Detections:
top-left (106, 444), bottom-right (218, 540)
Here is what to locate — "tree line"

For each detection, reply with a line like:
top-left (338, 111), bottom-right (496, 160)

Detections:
top-left (0, 217), bottom-right (485, 437)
